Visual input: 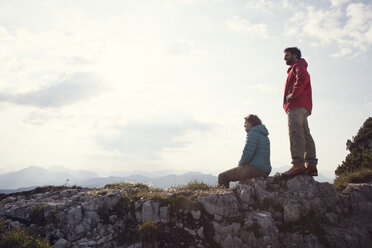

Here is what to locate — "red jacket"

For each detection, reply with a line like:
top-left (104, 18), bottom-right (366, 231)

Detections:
top-left (283, 58), bottom-right (312, 113)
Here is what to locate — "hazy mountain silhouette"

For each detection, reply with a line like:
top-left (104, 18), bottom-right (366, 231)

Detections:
top-left (100, 169), bottom-right (187, 178)
top-left (78, 172), bottom-right (217, 188)
top-left (0, 166), bottom-right (77, 189)
top-left (0, 166), bottom-right (217, 192)
top-left (48, 165), bottom-right (98, 179)
top-left (0, 165), bottom-right (333, 193)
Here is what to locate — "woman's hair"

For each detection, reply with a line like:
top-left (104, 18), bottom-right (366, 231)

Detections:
top-left (244, 114), bottom-right (262, 127)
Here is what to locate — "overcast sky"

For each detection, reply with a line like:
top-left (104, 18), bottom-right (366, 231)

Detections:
top-left (0, 0), bottom-right (371, 176)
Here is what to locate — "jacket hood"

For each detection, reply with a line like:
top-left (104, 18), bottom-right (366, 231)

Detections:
top-left (290, 58), bottom-right (308, 69)
top-left (248, 124), bottom-right (269, 136)
top-left (296, 58), bottom-right (308, 69)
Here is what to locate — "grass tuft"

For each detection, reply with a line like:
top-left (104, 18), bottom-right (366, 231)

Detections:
top-left (334, 167), bottom-right (372, 190)
top-left (101, 180), bottom-right (218, 218)
top-left (137, 220), bottom-right (159, 243)
top-left (0, 227), bottom-right (51, 248)
top-left (175, 180), bottom-right (212, 191)
top-left (30, 204), bottom-right (46, 225)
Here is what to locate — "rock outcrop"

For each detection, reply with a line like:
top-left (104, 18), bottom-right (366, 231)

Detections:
top-left (1, 175), bottom-right (372, 248)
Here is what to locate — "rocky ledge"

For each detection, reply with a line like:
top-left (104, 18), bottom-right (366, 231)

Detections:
top-left (0, 175), bottom-right (372, 248)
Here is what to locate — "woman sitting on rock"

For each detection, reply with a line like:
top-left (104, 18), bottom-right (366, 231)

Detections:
top-left (218, 114), bottom-right (271, 188)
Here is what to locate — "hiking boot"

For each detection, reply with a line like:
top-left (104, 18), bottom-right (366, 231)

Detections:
top-left (306, 166), bottom-right (318, 176)
top-left (282, 166), bottom-right (307, 177)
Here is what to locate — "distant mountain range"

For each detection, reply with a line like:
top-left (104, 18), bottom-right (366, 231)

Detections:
top-left (0, 166), bottom-right (217, 192)
top-left (0, 165), bottom-right (334, 194)
top-left (0, 166), bottom-right (98, 190)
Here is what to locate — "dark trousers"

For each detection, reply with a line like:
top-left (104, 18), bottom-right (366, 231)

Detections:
top-left (218, 164), bottom-right (269, 188)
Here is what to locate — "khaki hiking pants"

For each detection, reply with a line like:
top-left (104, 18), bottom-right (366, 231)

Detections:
top-left (218, 164), bottom-right (269, 188)
top-left (288, 107), bottom-right (318, 167)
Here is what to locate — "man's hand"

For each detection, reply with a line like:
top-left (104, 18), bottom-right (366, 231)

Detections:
top-left (286, 93), bottom-right (293, 101)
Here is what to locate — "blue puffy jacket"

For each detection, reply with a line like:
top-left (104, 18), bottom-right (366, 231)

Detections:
top-left (238, 124), bottom-right (271, 173)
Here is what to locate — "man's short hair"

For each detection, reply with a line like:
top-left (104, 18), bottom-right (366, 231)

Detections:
top-left (245, 114), bottom-right (262, 127)
top-left (284, 47), bottom-right (302, 59)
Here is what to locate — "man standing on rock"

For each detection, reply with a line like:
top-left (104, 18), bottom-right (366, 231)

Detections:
top-left (282, 47), bottom-right (318, 177)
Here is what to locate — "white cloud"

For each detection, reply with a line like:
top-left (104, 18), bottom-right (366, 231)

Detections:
top-left (0, 72), bottom-right (105, 108)
top-left (0, 0), bottom-right (369, 176)
top-left (330, 0), bottom-right (350, 8)
top-left (303, 7), bottom-right (344, 44)
top-left (226, 16), bottom-right (270, 38)
top-left (173, 0), bottom-right (197, 4)
top-left (245, 0), bottom-right (292, 12)
top-left (95, 120), bottom-right (210, 160)
top-left (283, 11), bottom-right (307, 37)
top-left (331, 47), bottom-right (353, 57)
top-left (23, 111), bottom-right (53, 126)
top-left (165, 39), bottom-right (214, 56)
top-left (285, 1), bottom-right (372, 57)
top-left (0, 23), bottom-right (103, 95)
top-left (248, 83), bottom-right (279, 93)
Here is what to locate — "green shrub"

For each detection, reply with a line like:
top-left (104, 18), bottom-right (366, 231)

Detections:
top-left (0, 228), bottom-right (51, 248)
top-left (335, 117), bottom-right (372, 175)
top-left (335, 117), bottom-right (372, 190)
